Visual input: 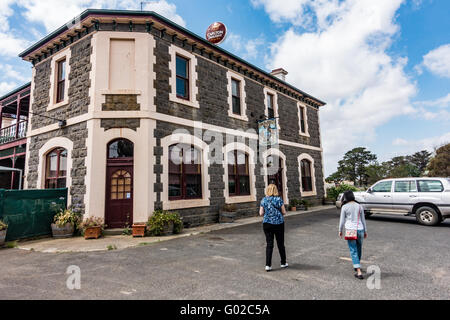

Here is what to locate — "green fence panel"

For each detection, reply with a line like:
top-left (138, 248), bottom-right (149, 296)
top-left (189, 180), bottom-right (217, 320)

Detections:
top-left (0, 188), bottom-right (67, 241)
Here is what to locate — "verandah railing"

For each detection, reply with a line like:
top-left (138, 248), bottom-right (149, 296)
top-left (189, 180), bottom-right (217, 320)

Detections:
top-left (0, 121), bottom-right (27, 145)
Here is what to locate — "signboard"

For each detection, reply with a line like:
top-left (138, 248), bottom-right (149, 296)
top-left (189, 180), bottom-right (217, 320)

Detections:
top-left (206, 22), bottom-right (227, 44)
top-left (258, 119), bottom-right (278, 147)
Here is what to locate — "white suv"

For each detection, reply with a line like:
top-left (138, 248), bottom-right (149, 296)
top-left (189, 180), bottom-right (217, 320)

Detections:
top-left (338, 177), bottom-right (450, 226)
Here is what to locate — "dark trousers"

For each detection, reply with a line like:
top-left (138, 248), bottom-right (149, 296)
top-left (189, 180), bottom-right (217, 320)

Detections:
top-left (263, 222), bottom-right (286, 266)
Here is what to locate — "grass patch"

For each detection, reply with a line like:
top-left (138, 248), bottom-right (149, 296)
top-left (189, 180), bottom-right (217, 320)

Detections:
top-left (5, 241), bottom-right (18, 248)
top-left (107, 244), bottom-right (117, 251)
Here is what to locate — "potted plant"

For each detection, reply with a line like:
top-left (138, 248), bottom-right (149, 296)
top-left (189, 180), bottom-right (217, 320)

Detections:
top-left (146, 210), bottom-right (183, 236)
top-left (289, 199), bottom-right (299, 211)
top-left (51, 208), bottom-right (81, 238)
top-left (219, 204), bottom-right (237, 223)
top-left (299, 199), bottom-right (310, 211)
top-left (0, 219), bottom-right (8, 247)
top-left (78, 217), bottom-right (105, 239)
top-left (132, 223), bottom-right (146, 237)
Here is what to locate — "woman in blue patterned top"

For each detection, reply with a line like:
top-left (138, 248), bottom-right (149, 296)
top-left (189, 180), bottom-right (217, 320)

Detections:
top-left (259, 184), bottom-right (288, 272)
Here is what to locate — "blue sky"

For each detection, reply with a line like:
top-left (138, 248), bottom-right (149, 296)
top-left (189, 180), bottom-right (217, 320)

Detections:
top-left (0, 0), bottom-right (449, 175)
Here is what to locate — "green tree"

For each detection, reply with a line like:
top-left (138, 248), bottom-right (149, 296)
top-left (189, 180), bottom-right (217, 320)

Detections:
top-left (427, 143), bottom-right (450, 177)
top-left (407, 150), bottom-right (432, 175)
top-left (336, 147), bottom-right (377, 186)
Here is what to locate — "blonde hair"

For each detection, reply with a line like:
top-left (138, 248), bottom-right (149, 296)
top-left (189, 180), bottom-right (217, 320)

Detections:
top-left (265, 184), bottom-right (279, 197)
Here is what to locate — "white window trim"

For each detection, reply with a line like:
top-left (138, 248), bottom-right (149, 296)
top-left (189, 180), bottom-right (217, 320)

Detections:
top-left (298, 153), bottom-right (317, 197)
top-left (168, 45), bottom-right (199, 109)
top-left (262, 148), bottom-right (289, 205)
top-left (37, 137), bottom-right (74, 205)
top-left (263, 87), bottom-right (281, 131)
top-left (298, 102), bottom-right (310, 137)
top-left (227, 71), bottom-right (248, 121)
top-left (223, 142), bottom-right (257, 204)
top-left (161, 133), bottom-right (210, 210)
top-left (48, 48), bottom-right (71, 111)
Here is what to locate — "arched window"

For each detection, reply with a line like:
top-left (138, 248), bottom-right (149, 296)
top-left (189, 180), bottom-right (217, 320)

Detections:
top-left (227, 150), bottom-right (250, 196)
top-left (45, 147), bottom-right (67, 188)
top-left (169, 144), bottom-right (202, 200)
top-left (301, 159), bottom-right (313, 192)
top-left (108, 139), bottom-right (134, 159)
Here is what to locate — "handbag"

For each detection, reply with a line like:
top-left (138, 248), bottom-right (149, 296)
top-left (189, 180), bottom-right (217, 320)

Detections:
top-left (344, 206), bottom-right (361, 240)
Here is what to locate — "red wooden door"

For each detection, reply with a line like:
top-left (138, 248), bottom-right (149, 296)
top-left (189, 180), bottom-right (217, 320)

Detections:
top-left (105, 164), bottom-right (133, 228)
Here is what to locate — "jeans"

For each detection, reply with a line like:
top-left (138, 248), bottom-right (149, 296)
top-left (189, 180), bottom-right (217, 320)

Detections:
top-left (347, 230), bottom-right (365, 268)
top-left (263, 222), bottom-right (286, 267)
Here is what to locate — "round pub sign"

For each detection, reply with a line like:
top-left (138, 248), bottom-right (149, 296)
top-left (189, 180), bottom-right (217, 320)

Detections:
top-left (205, 22), bottom-right (227, 44)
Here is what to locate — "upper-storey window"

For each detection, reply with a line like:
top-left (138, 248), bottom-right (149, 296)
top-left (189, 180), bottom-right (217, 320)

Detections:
top-left (299, 106), bottom-right (306, 133)
top-left (56, 59), bottom-right (66, 103)
top-left (267, 93), bottom-right (275, 119)
top-left (176, 55), bottom-right (189, 100)
top-left (231, 78), bottom-right (241, 115)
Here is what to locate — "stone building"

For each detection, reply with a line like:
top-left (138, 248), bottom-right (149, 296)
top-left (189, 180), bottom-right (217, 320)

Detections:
top-left (18, 9), bottom-right (326, 228)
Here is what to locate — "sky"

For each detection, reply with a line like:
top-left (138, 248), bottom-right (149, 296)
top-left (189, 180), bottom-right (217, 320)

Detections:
top-left (0, 0), bottom-right (449, 176)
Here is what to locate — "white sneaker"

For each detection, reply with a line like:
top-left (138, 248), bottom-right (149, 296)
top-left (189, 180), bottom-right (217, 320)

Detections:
top-left (281, 263), bottom-right (289, 268)
top-left (265, 266), bottom-right (272, 272)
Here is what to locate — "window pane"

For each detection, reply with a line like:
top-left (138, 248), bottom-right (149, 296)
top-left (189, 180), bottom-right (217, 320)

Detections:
top-left (301, 160), bottom-right (311, 177)
top-left (47, 152), bottom-right (58, 178)
top-left (108, 139), bottom-right (134, 158)
top-left (57, 178), bottom-right (66, 188)
top-left (395, 181), bottom-right (417, 192)
top-left (59, 150), bottom-right (67, 177)
top-left (418, 180), bottom-right (444, 192)
top-left (186, 174), bottom-right (202, 198)
top-left (58, 60), bottom-right (66, 81)
top-left (232, 79), bottom-right (239, 97)
top-left (372, 181), bottom-right (392, 192)
top-left (57, 81), bottom-right (65, 102)
top-left (302, 177), bottom-right (312, 192)
top-left (228, 175), bottom-right (236, 194)
top-left (239, 176), bottom-right (250, 195)
top-left (169, 174), bottom-right (181, 197)
top-left (232, 96), bottom-right (241, 115)
top-left (299, 107), bottom-right (306, 133)
top-left (176, 56), bottom-right (188, 78)
top-left (176, 78), bottom-right (187, 98)
top-left (268, 107), bottom-right (274, 119)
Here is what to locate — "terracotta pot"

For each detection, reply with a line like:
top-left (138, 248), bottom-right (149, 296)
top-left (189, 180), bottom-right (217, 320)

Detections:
top-left (84, 226), bottom-right (102, 239)
top-left (51, 223), bottom-right (74, 238)
top-left (291, 206), bottom-right (297, 211)
top-left (0, 229), bottom-right (6, 246)
top-left (132, 224), bottom-right (146, 237)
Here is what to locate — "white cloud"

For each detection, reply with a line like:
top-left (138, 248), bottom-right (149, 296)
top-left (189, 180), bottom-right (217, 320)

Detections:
top-left (0, 64), bottom-right (29, 83)
top-left (224, 32), bottom-right (266, 60)
top-left (412, 93), bottom-right (450, 122)
top-left (263, 0), bottom-right (416, 175)
top-left (391, 132), bottom-right (450, 155)
top-left (17, 0), bottom-right (185, 33)
top-left (0, 0), bottom-right (31, 57)
top-left (0, 81), bottom-right (19, 97)
top-left (420, 43), bottom-right (450, 78)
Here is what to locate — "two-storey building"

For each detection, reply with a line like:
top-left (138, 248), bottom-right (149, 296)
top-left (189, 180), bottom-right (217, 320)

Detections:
top-left (18, 9), bottom-right (326, 228)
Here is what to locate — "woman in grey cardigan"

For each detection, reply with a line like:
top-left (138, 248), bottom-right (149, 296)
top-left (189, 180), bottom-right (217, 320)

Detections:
top-left (339, 190), bottom-right (368, 279)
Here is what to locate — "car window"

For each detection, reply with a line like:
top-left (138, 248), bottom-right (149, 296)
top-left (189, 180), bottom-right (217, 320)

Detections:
top-left (372, 181), bottom-right (392, 192)
top-left (417, 180), bottom-right (444, 192)
top-left (394, 181), bottom-right (417, 192)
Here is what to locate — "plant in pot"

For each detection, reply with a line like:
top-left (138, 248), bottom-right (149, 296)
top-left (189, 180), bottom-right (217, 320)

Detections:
top-left (219, 203), bottom-right (237, 223)
top-left (146, 210), bottom-right (183, 236)
top-left (51, 208), bottom-right (81, 238)
top-left (0, 219), bottom-right (8, 247)
top-left (289, 199), bottom-right (299, 211)
top-left (78, 217), bottom-right (105, 240)
top-left (299, 199), bottom-right (310, 211)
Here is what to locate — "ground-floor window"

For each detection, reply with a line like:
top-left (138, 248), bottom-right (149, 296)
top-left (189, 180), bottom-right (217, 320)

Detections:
top-left (45, 147), bottom-right (67, 188)
top-left (169, 144), bottom-right (202, 200)
top-left (227, 150), bottom-right (250, 196)
top-left (300, 159), bottom-right (313, 192)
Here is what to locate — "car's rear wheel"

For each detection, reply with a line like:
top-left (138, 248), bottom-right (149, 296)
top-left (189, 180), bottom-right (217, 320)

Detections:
top-left (364, 211), bottom-right (372, 218)
top-left (415, 206), bottom-right (441, 226)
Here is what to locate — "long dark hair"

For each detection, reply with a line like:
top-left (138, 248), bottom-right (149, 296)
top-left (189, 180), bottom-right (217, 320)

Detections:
top-left (342, 190), bottom-right (358, 206)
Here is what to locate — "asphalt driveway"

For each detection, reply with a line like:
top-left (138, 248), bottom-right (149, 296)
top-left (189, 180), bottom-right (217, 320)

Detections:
top-left (0, 208), bottom-right (449, 300)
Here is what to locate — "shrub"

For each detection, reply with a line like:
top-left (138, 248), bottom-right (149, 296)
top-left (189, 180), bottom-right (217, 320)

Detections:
top-left (0, 219), bottom-right (7, 231)
top-left (53, 208), bottom-right (81, 227)
top-left (289, 199), bottom-right (299, 207)
top-left (146, 210), bottom-right (183, 236)
top-left (326, 184), bottom-right (358, 201)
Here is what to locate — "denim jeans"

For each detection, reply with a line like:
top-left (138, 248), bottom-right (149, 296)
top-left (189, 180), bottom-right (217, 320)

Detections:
top-left (263, 222), bottom-right (286, 267)
top-left (346, 230), bottom-right (365, 268)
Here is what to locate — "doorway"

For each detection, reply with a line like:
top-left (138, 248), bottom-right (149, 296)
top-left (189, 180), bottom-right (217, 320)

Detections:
top-left (105, 139), bottom-right (134, 228)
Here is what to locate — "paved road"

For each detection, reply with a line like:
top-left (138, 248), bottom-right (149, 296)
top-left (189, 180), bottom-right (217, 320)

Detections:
top-left (1, 208), bottom-right (449, 299)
